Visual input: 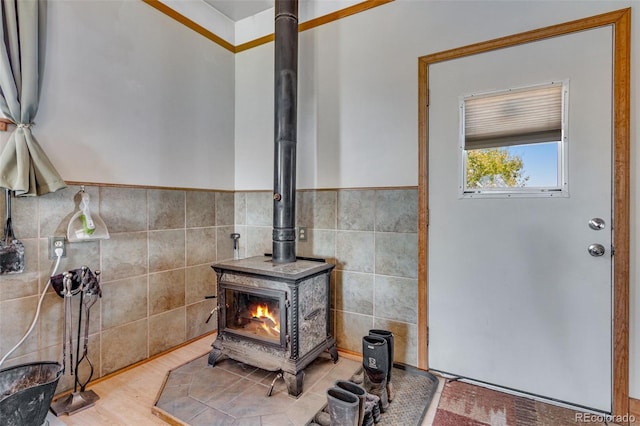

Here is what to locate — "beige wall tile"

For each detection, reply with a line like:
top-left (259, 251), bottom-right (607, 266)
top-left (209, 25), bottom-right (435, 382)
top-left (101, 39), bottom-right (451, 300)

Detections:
top-left (297, 191), bottom-right (337, 230)
top-left (374, 232), bottom-right (418, 279)
top-left (375, 189), bottom-right (418, 233)
top-left (336, 231), bottom-right (374, 273)
top-left (374, 276), bottom-right (418, 324)
top-left (215, 192), bottom-right (234, 226)
top-left (186, 191), bottom-right (216, 228)
top-left (335, 271), bottom-right (374, 316)
top-left (337, 190), bottom-right (375, 231)
top-left (149, 269), bottom-right (185, 316)
top-left (0, 296), bottom-right (39, 359)
top-left (246, 192), bottom-right (272, 226)
top-left (149, 308), bottom-right (185, 356)
top-left (335, 311), bottom-right (373, 353)
top-left (186, 264), bottom-right (217, 305)
top-left (100, 187), bottom-right (147, 233)
top-left (148, 189), bottom-right (185, 230)
top-left (101, 319), bottom-right (148, 375)
top-left (101, 276), bottom-right (148, 330)
top-left (245, 226), bottom-right (271, 258)
top-left (186, 227), bottom-right (217, 266)
top-left (234, 192), bottom-right (246, 225)
top-left (149, 229), bottom-right (185, 272)
top-left (186, 300), bottom-right (217, 340)
top-left (100, 232), bottom-right (148, 282)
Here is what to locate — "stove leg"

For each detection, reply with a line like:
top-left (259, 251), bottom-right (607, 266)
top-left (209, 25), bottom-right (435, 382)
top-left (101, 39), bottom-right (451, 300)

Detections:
top-left (283, 370), bottom-right (304, 398)
top-left (328, 340), bottom-right (339, 363)
top-left (208, 340), bottom-right (225, 367)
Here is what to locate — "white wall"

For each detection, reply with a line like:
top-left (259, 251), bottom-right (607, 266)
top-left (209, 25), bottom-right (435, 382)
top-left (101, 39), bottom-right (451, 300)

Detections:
top-left (233, 0), bottom-right (640, 398)
top-left (29, 0), bottom-right (236, 190)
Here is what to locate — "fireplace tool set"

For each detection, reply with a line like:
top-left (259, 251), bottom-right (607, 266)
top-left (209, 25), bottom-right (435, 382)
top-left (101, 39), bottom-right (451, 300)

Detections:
top-left (49, 266), bottom-right (102, 416)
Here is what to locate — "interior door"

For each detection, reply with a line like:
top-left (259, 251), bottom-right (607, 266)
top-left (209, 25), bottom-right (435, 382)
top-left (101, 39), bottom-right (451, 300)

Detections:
top-left (428, 26), bottom-right (613, 412)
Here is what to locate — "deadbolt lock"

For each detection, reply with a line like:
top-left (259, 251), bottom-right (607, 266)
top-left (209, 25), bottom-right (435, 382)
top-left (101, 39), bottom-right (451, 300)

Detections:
top-left (588, 243), bottom-right (606, 257)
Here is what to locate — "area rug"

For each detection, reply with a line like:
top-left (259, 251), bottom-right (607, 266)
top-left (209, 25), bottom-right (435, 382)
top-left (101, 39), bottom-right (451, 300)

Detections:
top-left (153, 352), bottom-right (438, 425)
top-left (432, 380), bottom-right (610, 426)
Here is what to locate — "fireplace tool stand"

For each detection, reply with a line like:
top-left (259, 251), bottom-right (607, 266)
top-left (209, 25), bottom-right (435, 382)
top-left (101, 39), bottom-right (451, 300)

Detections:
top-left (50, 267), bottom-right (102, 416)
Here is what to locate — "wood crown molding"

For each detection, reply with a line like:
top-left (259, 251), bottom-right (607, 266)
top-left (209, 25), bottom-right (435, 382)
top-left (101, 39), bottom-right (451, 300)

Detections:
top-left (142, 0), bottom-right (393, 53)
top-left (63, 181), bottom-right (416, 193)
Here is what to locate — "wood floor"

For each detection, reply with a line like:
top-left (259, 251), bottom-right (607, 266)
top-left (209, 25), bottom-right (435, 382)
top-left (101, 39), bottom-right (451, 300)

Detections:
top-left (50, 334), bottom-right (214, 425)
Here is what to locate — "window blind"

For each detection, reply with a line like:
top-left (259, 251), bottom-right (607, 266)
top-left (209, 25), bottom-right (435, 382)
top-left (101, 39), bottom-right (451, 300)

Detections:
top-left (464, 84), bottom-right (563, 150)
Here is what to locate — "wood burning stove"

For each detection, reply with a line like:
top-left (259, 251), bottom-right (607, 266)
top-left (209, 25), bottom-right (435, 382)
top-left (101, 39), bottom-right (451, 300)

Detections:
top-left (209, 256), bottom-right (338, 398)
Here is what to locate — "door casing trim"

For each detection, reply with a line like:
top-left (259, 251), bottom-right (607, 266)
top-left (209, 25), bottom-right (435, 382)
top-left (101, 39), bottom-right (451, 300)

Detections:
top-left (417, 8), bottom-right (631, 417)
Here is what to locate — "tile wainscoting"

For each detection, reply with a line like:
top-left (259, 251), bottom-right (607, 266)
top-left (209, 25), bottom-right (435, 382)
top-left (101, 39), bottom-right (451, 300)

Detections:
top-left (235, 188), bottom-right (419, 366)
top-left (0, 185), bottom-right (418, 393)
top-left (0, 185), bottom-right (230, 392)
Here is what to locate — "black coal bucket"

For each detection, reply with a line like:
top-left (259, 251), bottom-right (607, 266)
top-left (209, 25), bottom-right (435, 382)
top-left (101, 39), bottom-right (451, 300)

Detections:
top-left (0, 361), bottom-right (62, 426)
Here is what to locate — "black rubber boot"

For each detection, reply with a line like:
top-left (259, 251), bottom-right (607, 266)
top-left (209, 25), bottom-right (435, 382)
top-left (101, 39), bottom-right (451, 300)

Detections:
top-left (365, 393), bottom-right (381, 423)
top-left (369, 329), bottom-right (395, 402)
top-left (362, 335), bottom-right (389, 413)
top-left (335, 380), bottom-right (366, 426)
top-left (326, 387), bottom-right (360, 426)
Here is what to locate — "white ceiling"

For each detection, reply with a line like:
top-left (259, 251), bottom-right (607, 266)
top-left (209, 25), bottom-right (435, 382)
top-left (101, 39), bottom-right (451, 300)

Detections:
top-left (202, 0), bottom-right (275, 21)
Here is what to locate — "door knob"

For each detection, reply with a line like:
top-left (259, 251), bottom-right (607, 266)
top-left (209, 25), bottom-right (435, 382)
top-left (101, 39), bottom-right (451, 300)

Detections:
top-left (588, 243), bottom-right (606, 257)
top-left (588, 218), bottom-right (606, 230)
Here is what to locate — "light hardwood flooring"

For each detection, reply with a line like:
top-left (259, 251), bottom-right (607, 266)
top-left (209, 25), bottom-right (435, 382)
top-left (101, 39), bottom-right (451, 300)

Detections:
top-left (46, 334), bottom-right (441, 425)
top-left (48, 335), bottom-right (214, 425)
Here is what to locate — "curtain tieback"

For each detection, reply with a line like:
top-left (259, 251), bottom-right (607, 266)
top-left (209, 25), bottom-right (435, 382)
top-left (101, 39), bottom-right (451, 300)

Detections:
top-left (17, 122), bottom-right (34, 129)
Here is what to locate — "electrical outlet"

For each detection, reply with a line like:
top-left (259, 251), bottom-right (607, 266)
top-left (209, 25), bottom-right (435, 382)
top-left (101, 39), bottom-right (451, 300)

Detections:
top-left (49, 236), bottom-right (67, 259)
top-left (298, 226), bottom-right (308, 242)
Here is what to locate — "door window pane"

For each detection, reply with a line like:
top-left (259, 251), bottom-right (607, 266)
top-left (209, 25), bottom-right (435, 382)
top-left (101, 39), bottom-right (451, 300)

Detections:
top-left (461, 82), bottom-right (567, 197)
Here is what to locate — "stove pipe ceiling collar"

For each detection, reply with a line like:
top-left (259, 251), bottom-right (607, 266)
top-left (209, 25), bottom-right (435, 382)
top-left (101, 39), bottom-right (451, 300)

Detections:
top-left (272, 0), bottom-right (298, 264)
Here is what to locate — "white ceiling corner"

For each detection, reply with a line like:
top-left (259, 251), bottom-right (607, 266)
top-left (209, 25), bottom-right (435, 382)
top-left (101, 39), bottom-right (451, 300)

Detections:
top-left (160, 0), bottom-right (370, 47)
top-left (202, 0), bottom-right (275, 22)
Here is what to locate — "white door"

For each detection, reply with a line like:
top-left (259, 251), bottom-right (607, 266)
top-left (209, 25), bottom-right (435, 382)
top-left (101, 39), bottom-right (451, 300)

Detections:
top-left (428, 26), bottom-right (613, 412)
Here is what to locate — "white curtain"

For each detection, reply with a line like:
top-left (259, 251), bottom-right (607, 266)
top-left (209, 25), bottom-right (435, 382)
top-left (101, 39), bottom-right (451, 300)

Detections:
top-left (0, 0), bottom-right (64, 196)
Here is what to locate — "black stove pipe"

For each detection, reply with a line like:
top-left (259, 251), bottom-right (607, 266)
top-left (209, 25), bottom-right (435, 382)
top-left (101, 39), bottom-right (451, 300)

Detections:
top-left (272, 0), bottom-right (298, 264)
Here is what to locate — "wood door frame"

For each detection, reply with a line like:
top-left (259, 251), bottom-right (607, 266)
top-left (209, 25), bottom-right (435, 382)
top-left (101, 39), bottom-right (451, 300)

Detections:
top-left (417, 8), bottom-right (631, 417)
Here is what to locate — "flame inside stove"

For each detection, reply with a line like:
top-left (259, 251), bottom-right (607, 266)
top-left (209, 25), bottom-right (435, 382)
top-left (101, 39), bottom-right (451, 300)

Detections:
top-left (251, 303), bottom-right (280, 337)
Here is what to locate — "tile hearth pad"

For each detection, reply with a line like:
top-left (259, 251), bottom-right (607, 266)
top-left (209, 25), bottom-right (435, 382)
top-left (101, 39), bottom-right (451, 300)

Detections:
top-left (153, 352), bottom-right (360, 425)
top-left (154, 351), bottom-right (439, 425)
